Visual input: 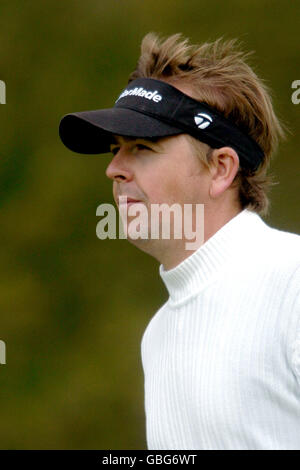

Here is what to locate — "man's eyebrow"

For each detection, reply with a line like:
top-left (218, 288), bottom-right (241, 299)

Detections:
top-left (110, 135), bottom-right (134, 145)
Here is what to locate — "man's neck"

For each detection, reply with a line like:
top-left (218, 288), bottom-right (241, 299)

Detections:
top-left (159, 205), bottom-right (243, 271)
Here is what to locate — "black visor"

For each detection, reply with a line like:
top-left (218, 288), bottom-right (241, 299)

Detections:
top-left (59, 77), bottom-right (264, 171)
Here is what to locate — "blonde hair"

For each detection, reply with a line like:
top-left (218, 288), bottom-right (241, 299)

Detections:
top-left (128, 33), bottom-right (288, 216)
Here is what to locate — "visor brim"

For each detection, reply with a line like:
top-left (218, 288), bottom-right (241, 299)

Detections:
top-left (59, 107), bottom-right (183, 154)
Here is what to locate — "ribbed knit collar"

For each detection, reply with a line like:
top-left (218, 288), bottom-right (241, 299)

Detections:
top-left (159, 208), bottom-right (267, 304)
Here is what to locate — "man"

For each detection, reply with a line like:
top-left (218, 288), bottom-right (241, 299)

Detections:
top-left (59, 33), bottom-right (300, 450)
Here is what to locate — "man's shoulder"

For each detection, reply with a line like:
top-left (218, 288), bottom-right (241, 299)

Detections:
top-left (249, 219), bottom-right (300, 282)
top-left (261, 222), bottom-right (300, 266)
top-left (266, 222), bottom-right (300, 243)
top-left (242, 218), bottom-right (300, 281)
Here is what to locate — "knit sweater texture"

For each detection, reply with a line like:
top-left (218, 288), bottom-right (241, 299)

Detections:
top-left (141, 208), bottom-right (300, 450)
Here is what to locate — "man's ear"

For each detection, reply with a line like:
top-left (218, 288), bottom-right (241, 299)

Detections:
top-left (208, 147), bottom-right (240, 199)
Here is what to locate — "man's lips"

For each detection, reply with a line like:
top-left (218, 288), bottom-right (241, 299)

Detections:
top-left (117, 196), bottom-right (142, 205)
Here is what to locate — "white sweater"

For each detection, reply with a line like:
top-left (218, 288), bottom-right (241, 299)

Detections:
top-left (141, 208), bottom-right (300, 450)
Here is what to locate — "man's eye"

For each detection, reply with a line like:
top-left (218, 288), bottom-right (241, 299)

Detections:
top-left (136, 144), bottom-right (151, 151)
top-left (110, 147), bottom-right (120, 156)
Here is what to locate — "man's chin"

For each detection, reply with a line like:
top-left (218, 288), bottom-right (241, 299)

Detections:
top-left (124, 234), bottom-right (158, 255)
top-left (125, 232), bottom-right (152, 244)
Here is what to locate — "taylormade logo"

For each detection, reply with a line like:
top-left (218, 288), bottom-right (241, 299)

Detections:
top-left (194, 112), bottom-right (213, 129)
top-left (116, 87), bottom-right (162, 103)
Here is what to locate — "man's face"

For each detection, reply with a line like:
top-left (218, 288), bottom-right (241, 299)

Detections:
top-left (105, 133), bottom-right (212, 253)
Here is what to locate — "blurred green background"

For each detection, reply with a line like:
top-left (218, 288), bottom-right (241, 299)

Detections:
top-left (0, 0), bottom-right (299, 449)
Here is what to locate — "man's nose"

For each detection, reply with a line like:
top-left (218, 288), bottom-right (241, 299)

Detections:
top-left (105, 147), bottom-right (134, 182)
